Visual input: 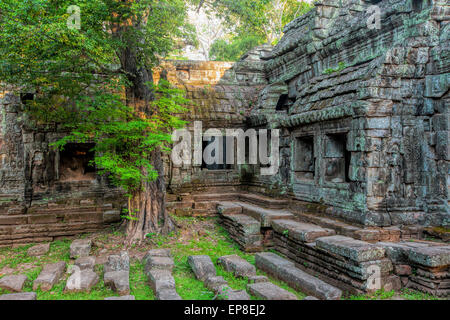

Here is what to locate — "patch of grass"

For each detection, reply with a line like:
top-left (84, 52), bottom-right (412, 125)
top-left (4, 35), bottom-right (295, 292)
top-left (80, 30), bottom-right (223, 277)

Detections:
top-left (129, 262), bottom-right (155, 300)
top-left (345, 288), bottom-right (440, 301)
top-left (347, 289), bottom-right (396, 300)
top-left (157, 216), bottom-right (307, 300)
top-left (399, 288), bottom-right (439, 300)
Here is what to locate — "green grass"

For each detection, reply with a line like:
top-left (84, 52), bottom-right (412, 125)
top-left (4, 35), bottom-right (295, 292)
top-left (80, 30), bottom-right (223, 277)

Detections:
top-left (159, 216), bottom-right (307, 300)
top-left (0, 239), bottom-right (155, 300)
top-left (1, 216), bottom-right (440, 301)
top-left (346, 288), bottom-right (440, 301)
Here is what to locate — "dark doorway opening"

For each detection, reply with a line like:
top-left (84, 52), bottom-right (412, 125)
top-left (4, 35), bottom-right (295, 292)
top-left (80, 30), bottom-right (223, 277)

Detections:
top-left (59, 143), bottom-right (96, 181)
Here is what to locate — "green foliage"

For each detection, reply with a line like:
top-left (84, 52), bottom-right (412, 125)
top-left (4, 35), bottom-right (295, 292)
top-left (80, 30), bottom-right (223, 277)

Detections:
top-left (0, 0), bottom-right (191, 194)
top-left (322, 62), bottom-right (347, 75)
top-left (210, 35), bottom-right (263, 61)
top-left (199, 0), bottom-right (314, 61)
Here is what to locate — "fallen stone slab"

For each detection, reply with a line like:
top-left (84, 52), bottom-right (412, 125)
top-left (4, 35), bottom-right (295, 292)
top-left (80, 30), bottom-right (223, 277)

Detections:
top-left (156, 289), bottom-right (182, 300)
top-left (145, 256), bottom-right (174, 274)
top-left (303, 296), bottom-right (319, 300)
top-left (147, 269), bottom-right (176, 292)
top-left (408, 246), bottom-right (450, 268)
top-left (142, 249), bottom-right (171, 264)
top-left (316, 235), bottom-right (385, 262)
top-left (105, 295), bottom-right (135, 300)
top-left (0, 274), bottom-right (28, 292)
top-left (248, 275), bottom-right (269, 284)
top-left (205, 276), bottom-right (228, 293)
top-left (104, 271), bottom-right (130, 295)
top-left (247, 282), bottom-right (297, 300)
top-left (33, 261), bottom-right (66, 291)
top-left (75, 256), bottom-right (96, 270)
top-left (255, 252), bottom-right (342, 300)
top-left (65, 269), bottom-right (99, 292)
top-left (216, 285), bottom-right (250, 300)
top-left (70, 239), bottom-right (92, 259)
top-left (0, 292), bottom-right (37, 300)
top-left (188, 255), bottom-right (216, 281)
top-left (27, 243), bottom-right (50, 257)
top-left (104, 251), bottom-right (130, 273)
top-left (272, 220), bottom-right (335, 243)
top-left (217, 255), bottom-right (256, 278)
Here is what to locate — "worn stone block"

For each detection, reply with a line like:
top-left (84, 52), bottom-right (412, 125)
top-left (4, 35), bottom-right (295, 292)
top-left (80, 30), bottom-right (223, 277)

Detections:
top-left (217, 255), bottom-right (256, 278)
top-left (187, 255), bottom-right (216, 281)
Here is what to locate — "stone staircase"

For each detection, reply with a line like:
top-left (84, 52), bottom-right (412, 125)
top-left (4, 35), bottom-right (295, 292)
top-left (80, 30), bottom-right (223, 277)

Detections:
top-left (215, 193), bottom-right (450, 297)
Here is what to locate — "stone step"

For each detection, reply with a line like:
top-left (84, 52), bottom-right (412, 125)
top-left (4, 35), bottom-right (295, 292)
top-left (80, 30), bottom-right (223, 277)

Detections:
top-left (255, 252), bottom-right (342, 300)
top-left (293, 211), bottom-right (362, 238)
top-left (217, 202), bottom-right (243, 215)
top-left (193, 193), bottom-right (240, 202)
top-left (220, 213), bottom-right (263, 252)
top-left (239, 202), bottom-right (295, 228)
top-left (272, 219), bottom-right (336, 243)
top-left (315, 235), bottom-right (386, 263)
top-left (31, 206), bottom-right (101, 215)
top-left (239, 193), bottom-right (289, 209)
top-left (247, 282), bottom-right (297, 300)
top-left (221, 214), bottom-right (261, 235)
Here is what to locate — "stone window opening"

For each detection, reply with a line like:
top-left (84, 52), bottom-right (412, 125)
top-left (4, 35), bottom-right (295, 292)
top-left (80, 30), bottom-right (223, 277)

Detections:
top-left (20, 93), bottom-right (35, 105)
top-left (324, 133), bottom-right (351, 183)
top-left (275, 94), bottom-right (295, 112)
top-left (58, 143), bottom-right (96, 181)
top-left (201, 136), bottom-right (233, 170)
top-left (412, 0), bottom-right (428, 12)
top-left (293, 136), bottom-right (315, 181)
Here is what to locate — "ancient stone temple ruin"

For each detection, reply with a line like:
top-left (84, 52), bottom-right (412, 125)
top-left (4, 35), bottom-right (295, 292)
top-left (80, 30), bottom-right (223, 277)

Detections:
top-left (0, 0), bottom-right (449, 297)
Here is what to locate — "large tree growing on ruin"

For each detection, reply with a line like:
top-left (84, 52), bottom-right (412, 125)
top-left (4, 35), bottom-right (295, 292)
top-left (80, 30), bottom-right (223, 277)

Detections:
top-left (0, 0), bottom-right (194, 244)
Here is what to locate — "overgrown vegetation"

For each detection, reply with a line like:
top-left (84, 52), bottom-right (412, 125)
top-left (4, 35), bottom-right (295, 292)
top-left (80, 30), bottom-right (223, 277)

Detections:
top-left (0, 217), bottom-right (307, 300)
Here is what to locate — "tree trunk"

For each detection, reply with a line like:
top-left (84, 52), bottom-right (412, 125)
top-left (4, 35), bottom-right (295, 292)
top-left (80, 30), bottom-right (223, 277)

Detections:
top-left (118, 41), bottom-right (176, 245)
top-left (125, 148), bottom-right (175, 245)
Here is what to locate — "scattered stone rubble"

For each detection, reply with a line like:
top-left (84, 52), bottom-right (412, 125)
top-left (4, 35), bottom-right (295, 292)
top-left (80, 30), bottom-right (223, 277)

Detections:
top-left (33, 262), bottom-right (66, 291)
top-left (188, 255), bottom-right (250, 300)
top-left (70, 239), bottom-right (92, 259)
top-left (255, 252), bottom-right (342, 300)
top-left (144, 249), bottom-right (181, 300)
top-left (104, 251), bottom-right (130, 296)
top-left (0, 274), bottom-right (28, 292)
top-left (27, 243), bottom-right (50, 257)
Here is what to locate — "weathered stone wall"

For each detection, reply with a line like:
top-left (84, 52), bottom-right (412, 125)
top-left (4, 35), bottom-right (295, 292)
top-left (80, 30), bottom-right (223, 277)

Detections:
top-left (154, 48), bottom-right (269, 212)
top-left (246, 0), bottom-right (449, 228)
top-left (0, 91), bottom-right (123, 247)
